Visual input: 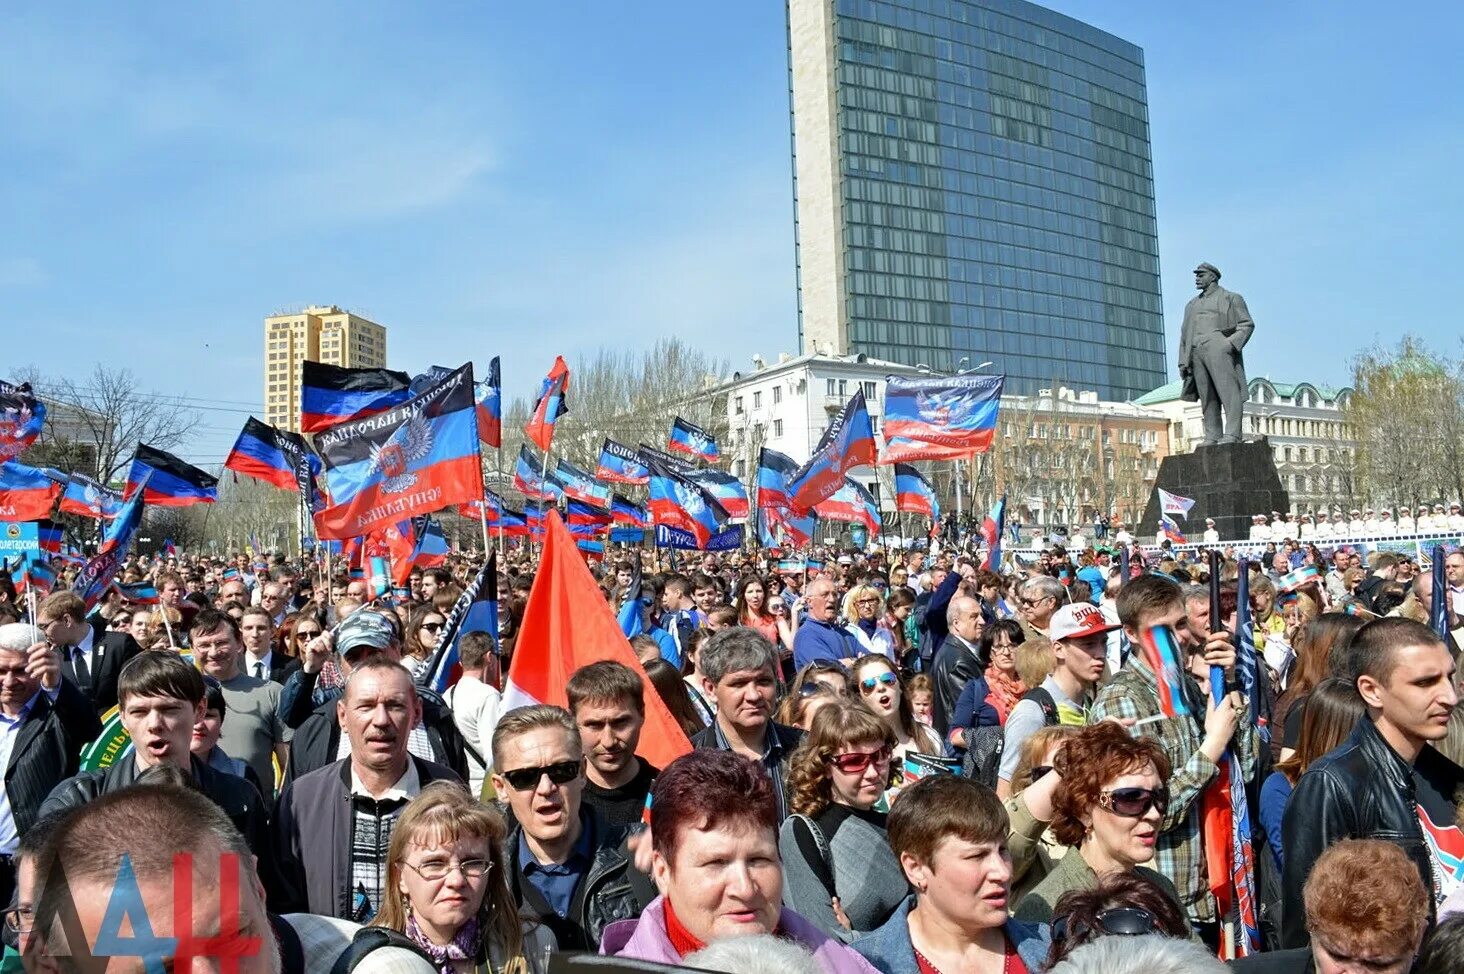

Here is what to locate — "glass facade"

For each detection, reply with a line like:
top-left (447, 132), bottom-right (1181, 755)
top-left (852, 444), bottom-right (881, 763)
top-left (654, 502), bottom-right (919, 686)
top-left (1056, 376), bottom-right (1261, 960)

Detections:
top-left (800, 0), bottom-right (1166, 399)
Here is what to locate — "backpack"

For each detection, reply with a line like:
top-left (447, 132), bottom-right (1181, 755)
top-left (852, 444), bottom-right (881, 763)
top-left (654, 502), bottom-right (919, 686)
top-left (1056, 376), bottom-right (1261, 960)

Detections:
top-left (788, 813), bottom-right (837, 900)
top-left (1018, 686), bottom-right (1060, 728)
top-left (330, 927), bottom-right (440, 974)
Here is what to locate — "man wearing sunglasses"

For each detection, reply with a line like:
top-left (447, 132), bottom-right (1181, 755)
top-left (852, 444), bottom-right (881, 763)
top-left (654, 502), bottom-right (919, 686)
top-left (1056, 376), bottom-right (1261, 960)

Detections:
top-left (275, 656), bottom-right (461, 921)
top-left (493, 704), bottom-right (652, 952)
top-left (1017, 576), bottom-right (1064, 641)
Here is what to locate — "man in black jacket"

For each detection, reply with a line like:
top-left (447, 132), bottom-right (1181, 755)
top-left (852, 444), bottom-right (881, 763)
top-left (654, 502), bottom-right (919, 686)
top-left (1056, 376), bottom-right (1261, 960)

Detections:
top-left (0, 623), bottom-right (102, 907)
top-left (37, 650), bottom-right (277, 901)
top-left (35, 589), bottom-right (142, 716)
top-left (493, 704), bottom-right (652, 951)
top-left (931, 593), bottom-right (985, 738)
top-left (1281, 617), bottom-right (1464, 948)
top-left (282, 609), bottom-right (465, 782)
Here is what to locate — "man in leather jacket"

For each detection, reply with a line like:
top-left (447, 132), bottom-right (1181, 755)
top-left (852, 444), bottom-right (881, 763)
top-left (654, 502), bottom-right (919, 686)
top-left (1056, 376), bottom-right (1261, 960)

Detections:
top-left (931, 594), bottom-right (986, 737)
top-left (1281, 618), bottom-right (1464, 948)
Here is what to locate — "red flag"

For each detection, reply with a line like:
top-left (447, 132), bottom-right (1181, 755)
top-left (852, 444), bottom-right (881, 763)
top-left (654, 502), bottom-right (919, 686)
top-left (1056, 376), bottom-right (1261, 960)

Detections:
top-left (524, 356), bottom-right (570, 453)
top-left (501, 510), bottom-right (692, 770)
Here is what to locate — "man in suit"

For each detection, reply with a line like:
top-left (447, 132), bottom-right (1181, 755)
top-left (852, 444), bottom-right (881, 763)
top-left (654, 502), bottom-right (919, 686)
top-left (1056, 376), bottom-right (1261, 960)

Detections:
top-left (35, 590), bottom-right (142, 717)
top-left (1178, 261), bottom-right (1255, 446)
top-left (0, 622), bottom-right (103, 907)
top-left (239, 605), bottom-right (298, 684)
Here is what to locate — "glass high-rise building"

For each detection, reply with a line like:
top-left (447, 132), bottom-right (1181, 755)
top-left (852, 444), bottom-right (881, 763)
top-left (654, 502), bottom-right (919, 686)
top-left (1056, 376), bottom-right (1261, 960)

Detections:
top-left (787, 0), bottom-right (1165, 400)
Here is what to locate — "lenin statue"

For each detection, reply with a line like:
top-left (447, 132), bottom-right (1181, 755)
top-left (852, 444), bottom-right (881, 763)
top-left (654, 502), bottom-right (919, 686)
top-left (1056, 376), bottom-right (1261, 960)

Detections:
top-left (1178, 262), bottom-right (1254, 446)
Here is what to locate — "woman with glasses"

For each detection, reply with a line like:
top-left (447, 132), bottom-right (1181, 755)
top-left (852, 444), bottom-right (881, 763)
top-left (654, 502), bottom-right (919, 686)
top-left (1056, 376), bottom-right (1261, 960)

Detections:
top-left (778, 662), bottom-right (852, 731)
top-left (781, 705), bottom-right (906, 941)
top-left (403, 605), bottom-right (447, 679)
top-left (1044, 872), bottom-right (1190, 969)
top-left (853, 774), bottom-right (1051, 974)
top-left (354, 780), bottom-right (553, 973)
top-left (843, 585), bottom-right (896, 661)
top-left (1013, 722), bottom-right (1185, 928)
top-left (849, 656), bottom-right (940, 766)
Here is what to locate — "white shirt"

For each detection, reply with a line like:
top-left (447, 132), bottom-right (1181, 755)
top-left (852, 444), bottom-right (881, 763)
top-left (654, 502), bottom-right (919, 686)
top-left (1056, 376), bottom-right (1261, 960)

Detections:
top-left (1450, 514), bottom-right (1464, 532)
top-left (444, 676), bottom-right (502, 798)
top-left (1249, 525), bottom-right (1267, 541)
top-left (1203, 528), bottom-right (1220, 544)
top-left (349, 756), bottom-right (421, 801)
top-left (1362, 517), bottom-right (1380, 536)
top-left (244, 649), bottom-right (273, 681)
top-left (0, 686), bottom-right (60, 853)
top-left (1349, 518), bottom-right (1366, 536)
top-left (1400, 516), bottom-right (1417, 534)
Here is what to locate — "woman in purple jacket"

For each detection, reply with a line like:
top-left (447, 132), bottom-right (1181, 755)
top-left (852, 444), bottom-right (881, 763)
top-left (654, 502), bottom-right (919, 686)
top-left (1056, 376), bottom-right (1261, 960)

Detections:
top-left (599, 749), bottom-right (880, 974)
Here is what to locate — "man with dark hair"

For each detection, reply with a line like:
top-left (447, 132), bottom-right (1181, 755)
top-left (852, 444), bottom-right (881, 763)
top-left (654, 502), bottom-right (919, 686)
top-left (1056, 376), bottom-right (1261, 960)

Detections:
top-left (567, 661), bottom-right (658, 827)
top-left (1282, 617), bottom-right (1464, 947)
top-left (275, 657), bottom-right (459, 922)
top-left (26, 783), bottom-right (365, 973)
top-left (281, 609), bottom-right (465, 781)
top-left (419, 567), bottom-right (453, 602)
top-left (0, 623), bottom-right (100, 908)
top-left (1356, 552), bottom-right (1399, 612)
top-left (690, 573), bottom-right (722, 619)
top-left (443, 629), bottom-right (501, 798)
top-left (189, 609), bottom-right (291, 798)
top-left (691, 628), bottom-right (802, 820)
top-left (660, 574), bottom-right (700, 664)
top-left (39, 651), bottom-right (274, 890)
top-left (35, 590), bottom-right (142, 717)
top-left (492, 704), bottom-right (651, 951)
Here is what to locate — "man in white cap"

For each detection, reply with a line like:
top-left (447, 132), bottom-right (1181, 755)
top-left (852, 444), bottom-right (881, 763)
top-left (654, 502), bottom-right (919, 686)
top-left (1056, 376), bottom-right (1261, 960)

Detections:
top-left (1348, 509), bottom-right (1366, 537)
top-left (1399, 506), bottom-right (1417, 535)
top-left (1450, 502), bottom-right (1464, 533)
top-left (1433, 503), bottom-right (1449, 533)
top-left (1377, 508), bottom-right (1395, 535)
top-left (1314, 512), bottom-right (1334, 540)
top-left (1265, 511), bottom-right (1285, 543)
top-left (1202, 517), bottom-right (1220, 545)
top-left (1361, 508), bottom-right (1379, 537)
top-left (1298, 513), bottom-right (1315, 541)
top-left (1249, 514), bottom-right (1268, 542)
top-left (1416, 504), bottom-right (1436, 534)
top-left (1279, 512), bottom-right (1297, 542)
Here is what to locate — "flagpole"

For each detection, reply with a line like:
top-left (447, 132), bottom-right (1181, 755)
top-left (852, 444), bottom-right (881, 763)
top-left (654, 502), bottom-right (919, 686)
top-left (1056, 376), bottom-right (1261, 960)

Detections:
top-left (495, 444), bottom-right (505, 567)
top-left (538, 444), bottom-right (552, 555)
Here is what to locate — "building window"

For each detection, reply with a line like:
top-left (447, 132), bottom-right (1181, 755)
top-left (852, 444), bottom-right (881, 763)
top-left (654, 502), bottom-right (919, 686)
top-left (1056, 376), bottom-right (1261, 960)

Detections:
top-left (773, 386), bottom-right (782, 404)
top-left (753, 391), bottom-right (762, 408)
top-left (735, 396), bottom-right (744, 415)
top-left (826, 378), bottom-right (836, 396)
top-left (862, 381), bottom-right (877, 400)
top-left (773, 419), bottom-right (784, 437)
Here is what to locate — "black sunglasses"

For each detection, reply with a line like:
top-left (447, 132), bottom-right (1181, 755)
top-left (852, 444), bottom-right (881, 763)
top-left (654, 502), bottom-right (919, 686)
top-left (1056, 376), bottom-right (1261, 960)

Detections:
top-left (500, 759), bottom-right (581, 792)
top-left (1098, 787), bottom-right (1169, 818)
top-left (1052, 906), bottom-right (1158, 943)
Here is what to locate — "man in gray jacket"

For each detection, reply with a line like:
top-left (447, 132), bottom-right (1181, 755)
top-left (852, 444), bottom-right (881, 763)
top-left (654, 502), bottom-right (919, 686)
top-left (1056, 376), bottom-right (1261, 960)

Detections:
top-left (273, 657), bottom-right (459, 922)
top-left (1178, 261), bottom-right (1255, 446)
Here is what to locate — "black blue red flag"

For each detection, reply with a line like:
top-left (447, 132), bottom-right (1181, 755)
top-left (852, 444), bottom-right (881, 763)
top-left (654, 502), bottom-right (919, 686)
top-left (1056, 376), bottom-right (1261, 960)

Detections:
top-left (312, 363), bottom-right (483, 540)
top-left (524, 356), bottom-right (570, 452)
top-left (596, 439), bottom-right (649, 485)
top-left (881, 373), bottom-right (1003, 462)
top-left (684, 469), bottom-right (749, 520)
top-left (0, 461), bottom-right (64, 521)
top-left (0, 381), bottom-right (46, 462)
top-left (419, 553), bottom-right (499, 693)
top-left (789, 390), bottom-right (876, 514)
top-left (755, 448), bottom-right (800, 512)
top-left (644, 454), bottom-right (729, 550)
top-left (893, 464), bottom-right (939, 520)
top-left (667, 416), bottom-right (720, 463)
top-left (610, 494), bottom-right (647, 528)
top-left (493, 508), bottom-right (530, 539)
top-left (225, 417), bottom-right (318, 493)
top-left (476, 356), bottom-right (502, 448)
top-left (78, 471), bottom-right (149, 608)
top-left (457, 490), bottom-right (504, 522)
top-left (59, 473), bottom-right (123, 520)
top-left (554, 458), bottom-right (611, 507)
top-left (567, 499), bottom-right (613, 537)
top-left (813, 478), bottom-right (881, 534)
top-left (513, 445), bottom-right (562, 503)
top-left (636, 444), bottom-right (694, 476)
top-left (300, 361), bottom-right (412, 434)
top-left (126, 444), bottom-right (218, 506)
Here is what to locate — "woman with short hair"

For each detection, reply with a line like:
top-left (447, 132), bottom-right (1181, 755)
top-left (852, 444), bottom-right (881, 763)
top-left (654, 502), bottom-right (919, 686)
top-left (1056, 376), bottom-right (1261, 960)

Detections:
top-left (354, 780), bottom-right (554, 973)
top-left (844, 584), bottom-right (896, 660)
top-left (781, 705), bottom-right (907, 940)
top-left (852, 774), bottom-right (1050, 974)
top-left (1013, 722), bottom-right (1184, 926)
top-left (600, 750), bottom-right (878, 973)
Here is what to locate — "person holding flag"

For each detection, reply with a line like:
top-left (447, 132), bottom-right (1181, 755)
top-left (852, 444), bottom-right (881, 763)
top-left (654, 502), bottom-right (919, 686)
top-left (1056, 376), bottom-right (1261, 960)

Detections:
top-left (1093, 574), bottom-right (1255, 952)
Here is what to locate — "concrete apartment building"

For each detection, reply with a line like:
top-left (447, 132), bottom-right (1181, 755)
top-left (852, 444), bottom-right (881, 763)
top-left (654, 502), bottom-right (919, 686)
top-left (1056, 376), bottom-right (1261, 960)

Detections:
top-left (263, 305), bottom-right (388, 431)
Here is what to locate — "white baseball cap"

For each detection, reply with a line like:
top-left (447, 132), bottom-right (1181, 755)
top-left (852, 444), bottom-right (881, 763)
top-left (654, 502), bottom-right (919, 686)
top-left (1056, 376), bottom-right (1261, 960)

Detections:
top-left (1049, 603), bottom-right (1121, 642)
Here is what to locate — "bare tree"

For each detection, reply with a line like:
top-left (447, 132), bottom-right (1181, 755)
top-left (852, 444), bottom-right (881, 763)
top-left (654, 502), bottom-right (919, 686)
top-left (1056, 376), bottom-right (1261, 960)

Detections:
top-left (15, 365), bottom-right (192, 484)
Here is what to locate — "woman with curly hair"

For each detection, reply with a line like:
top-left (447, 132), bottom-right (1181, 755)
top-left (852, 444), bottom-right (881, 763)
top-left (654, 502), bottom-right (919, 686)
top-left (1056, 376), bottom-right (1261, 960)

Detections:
top-left (1013, 721), bottom-right (1185, 927)
top-left (778, 704), bottom-right (906, 941)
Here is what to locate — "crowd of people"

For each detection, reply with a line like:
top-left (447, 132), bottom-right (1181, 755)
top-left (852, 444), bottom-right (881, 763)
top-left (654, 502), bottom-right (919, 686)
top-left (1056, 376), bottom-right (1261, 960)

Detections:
top-left (2, 533), bottom-right (1464, 973)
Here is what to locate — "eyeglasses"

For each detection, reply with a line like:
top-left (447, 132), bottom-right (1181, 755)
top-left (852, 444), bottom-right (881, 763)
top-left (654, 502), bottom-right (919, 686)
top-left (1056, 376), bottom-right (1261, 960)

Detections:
top-left (403, 858), bottom-right (494, 882)
top-left (1052, 906), bottom-right (1158, 943)
top-left (500, 759), bottom-right (582, 791)
top-left (827, 746), bottom-right (892, 775)
top-left (296, 629), bottom-right (322, 639)
top-left (1098, 787), bottom-right (1169, 818)
top-left (855, 597), bottom-right (881, 606)
top-left (3, 906), bottom-right (33, 936)
top-left (859, 672), bottom-right (898, 693)
top-left (1030, 765), bottom-right (1054, 783)
top-left (419, 622), bottom-right (444, 634)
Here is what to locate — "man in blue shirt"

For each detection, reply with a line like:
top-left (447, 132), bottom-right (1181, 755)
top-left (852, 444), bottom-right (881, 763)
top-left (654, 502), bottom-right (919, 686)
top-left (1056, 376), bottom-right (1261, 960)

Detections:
top-left (791, 577), bottom-right (862, 669)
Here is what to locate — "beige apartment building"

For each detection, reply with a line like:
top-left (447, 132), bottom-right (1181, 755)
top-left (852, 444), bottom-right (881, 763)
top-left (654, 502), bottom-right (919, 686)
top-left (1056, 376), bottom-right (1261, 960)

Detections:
top-left (263, 305), bottom-right (388, 431)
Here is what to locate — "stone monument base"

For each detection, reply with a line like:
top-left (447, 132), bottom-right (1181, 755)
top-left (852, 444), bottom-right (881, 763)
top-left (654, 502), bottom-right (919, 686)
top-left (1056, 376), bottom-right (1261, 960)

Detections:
top-left (1138, 439), bottom-right (1289, 543)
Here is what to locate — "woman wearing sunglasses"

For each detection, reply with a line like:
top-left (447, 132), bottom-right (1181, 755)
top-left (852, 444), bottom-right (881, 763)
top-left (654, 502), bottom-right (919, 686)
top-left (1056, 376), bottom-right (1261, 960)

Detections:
top-left (781, 705), bottom-right (906, 940)
top-left (353, 780), bottom-right (555, 973)
top-left (1013, 722), bottom-right (1185, 928)
top-left (849, 656), bottom-right (941, 766)
top-left (403, 605), bottom-right (448, 679)
top-left (1043, 871), bottom-right (1189, 969)
top-left (843, 585), bottom-right (896, 661)
top-left (853, 774), bottom-right (1051, 974)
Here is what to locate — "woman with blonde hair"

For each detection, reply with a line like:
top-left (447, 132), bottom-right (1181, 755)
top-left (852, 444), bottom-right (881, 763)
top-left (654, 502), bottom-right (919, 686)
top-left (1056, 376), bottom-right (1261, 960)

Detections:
top-left (842, 584), bottom-right (895, 659)
top-left (354, 780), bottom-right (554, 973)
top-left (780, 704), bottom-right (906, 940)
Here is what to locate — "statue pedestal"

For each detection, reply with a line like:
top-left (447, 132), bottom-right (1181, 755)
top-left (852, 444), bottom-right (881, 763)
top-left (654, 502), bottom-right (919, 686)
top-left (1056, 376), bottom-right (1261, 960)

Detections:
top-left (1139, 439), bottom-right (1289, 543)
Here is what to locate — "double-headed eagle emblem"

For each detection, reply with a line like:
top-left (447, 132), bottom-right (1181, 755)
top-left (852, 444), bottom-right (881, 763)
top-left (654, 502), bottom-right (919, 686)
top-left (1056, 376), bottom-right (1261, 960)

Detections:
top-left (370, 414), bottom-right (433, 495)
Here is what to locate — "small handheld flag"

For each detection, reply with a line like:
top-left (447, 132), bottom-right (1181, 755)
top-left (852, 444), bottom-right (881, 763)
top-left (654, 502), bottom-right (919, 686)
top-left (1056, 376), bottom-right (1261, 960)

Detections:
top-left (524, 356), bottom-right (569, 453)
top-left (1137, 625), bottom-right (1191, 719)
top-left (980, 496), bottom-right (1006, 572)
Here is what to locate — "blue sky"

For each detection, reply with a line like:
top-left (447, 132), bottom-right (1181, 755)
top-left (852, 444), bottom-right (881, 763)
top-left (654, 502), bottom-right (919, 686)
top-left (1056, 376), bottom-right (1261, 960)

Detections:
top-left (4, 1), bottom-right (1460, 466)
